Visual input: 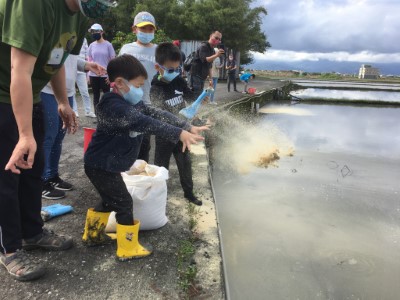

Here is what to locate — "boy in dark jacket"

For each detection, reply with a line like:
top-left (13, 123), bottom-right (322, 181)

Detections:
top-left (83, 54), bottom-right (208, 261)
top-left (150, 42), bottom-right (204, 206)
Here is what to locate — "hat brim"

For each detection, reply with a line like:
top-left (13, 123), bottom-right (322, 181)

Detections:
top-left (135, 22), bottom-right (156, 29)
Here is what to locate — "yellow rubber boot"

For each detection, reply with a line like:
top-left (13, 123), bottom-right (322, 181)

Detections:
top-left (116, 220), bottom-right (153, 261)
top-left (82, 208), bottom-right (112, 246)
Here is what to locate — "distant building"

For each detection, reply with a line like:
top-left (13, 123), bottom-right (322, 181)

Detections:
top-left (358, 64), bottom-right (380, 79)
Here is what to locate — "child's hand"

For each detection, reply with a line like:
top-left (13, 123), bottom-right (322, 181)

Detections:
top-left (190, 125), bottom-right (210, 135)
top-left (179, 130), bottom-right (204, 152)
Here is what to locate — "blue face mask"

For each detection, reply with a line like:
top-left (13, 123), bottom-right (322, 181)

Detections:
top-left (137, 31), bottom-right (154, 44)
top-left (78, 0), bottom-right (117, 18)
top-left (121, 81), bottom-right (143, 105)
top-left (162, 71), bottom-right (180, 82)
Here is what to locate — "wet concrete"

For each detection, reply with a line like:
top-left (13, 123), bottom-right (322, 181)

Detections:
top-left (211, 102), bottom-right (400, 299)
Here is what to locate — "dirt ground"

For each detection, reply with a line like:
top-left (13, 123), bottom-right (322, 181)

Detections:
top-left (0, 79), bottom-right (285, 300)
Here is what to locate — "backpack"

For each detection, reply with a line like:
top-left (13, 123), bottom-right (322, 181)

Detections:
top-left (183, 51), bottom-right (196, 72)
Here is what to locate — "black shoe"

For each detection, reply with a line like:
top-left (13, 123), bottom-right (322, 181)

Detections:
top-left (49, 176), bottom-right (73, 191)
top-left (23, 228), bottom-right (73, 251)
top-left (184, 193), bottom-right (202, 206)
top-left (42, 182), bottom-right (65, 200)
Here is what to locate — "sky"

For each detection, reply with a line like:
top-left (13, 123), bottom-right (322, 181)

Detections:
top-left (252, 0), bottom-right (400, 65)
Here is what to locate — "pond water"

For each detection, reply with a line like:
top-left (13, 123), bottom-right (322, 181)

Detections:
top-left (292, 80), bottom-right (400, 91)
top-left (212, 103), bottom-right (400, 299)
top-left (291, 88), bottom-right (400, 102)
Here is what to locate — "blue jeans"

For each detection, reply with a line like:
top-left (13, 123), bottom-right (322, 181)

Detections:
top-left (41, 92), bottom-right (73, 181)
top-left (211, 77), bottom-right (218, 102)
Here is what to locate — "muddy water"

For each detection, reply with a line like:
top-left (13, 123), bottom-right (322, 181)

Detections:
top-left (212, 103), bottom-right (400, 299)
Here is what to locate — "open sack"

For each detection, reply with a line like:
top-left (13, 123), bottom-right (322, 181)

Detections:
top-left (105, 160), bottom-right (169, 232)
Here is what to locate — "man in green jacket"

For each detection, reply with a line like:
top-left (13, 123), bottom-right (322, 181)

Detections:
top-left (0, 0), bottom-right (116, 282)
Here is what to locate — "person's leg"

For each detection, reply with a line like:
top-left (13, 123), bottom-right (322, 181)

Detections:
top-left (172, 142), bottom-right (201, 205)
top-left (72, 95), bottom-right (79, 116)
top-left (211, 77), bottom-right (218, 103)
top-left (90, 76), bottom-right (101, 111)
top-left (244, 81), bottom-right (248, 93)
top-left (100, 76), bottom-right (110, 95)
top-left (46, 97), bottom-right (73, 191)
top-left (0, 103), bottom-right (25, 254)
top-left (84, 166), bottom-right (133, 225)
top-left (20, 103), bottom-right (45, 240)
top-left (173, 142), bottom-right (194, 195)
top-left (0, 103), bottom-right (47, 281)
top-left (154, 137), bottom-right (175, 170)
top-left (76, 71), bottom-right (93, 115)
top-left (233, 75), bottom-right (237, 91)
top-left (227, 74), bottom-right (231, 92)
top-left (137, 134), bottom-right (151, 163)
top-left (192, 75), bottom-right (205, 97)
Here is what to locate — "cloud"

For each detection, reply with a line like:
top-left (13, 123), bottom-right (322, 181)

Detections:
top-left (252, 50), bottom-right (400, 63)
top-left (255, 0), bottom-right (400, 55)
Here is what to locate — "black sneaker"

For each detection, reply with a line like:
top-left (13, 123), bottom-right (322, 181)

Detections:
top-left (184, 193), bottom-right (203, 206)
top-left (42, 182), bottom-right (65, 200)
top-left (49, 176), bottom-right (73, 191)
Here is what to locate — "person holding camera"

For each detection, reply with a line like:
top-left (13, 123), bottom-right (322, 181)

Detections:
top-left (190, 30), bottom-right (225, 96)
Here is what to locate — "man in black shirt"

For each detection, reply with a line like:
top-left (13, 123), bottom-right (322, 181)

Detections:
top-left (226, 54), bottom-right (238, 92)
top-left (190, 30), bottom-right (225, 95)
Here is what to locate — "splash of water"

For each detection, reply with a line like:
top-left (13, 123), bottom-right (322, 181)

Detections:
top-left (210, 112), bottom-right (294, 174)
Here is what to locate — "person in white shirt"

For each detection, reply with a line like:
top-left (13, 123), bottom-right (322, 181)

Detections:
top-left (119, 11), bottom-right (158, 162)
top-left (72, 38), bottom-right (96, 118)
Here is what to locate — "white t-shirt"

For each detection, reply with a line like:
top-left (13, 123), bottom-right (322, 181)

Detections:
top-left (119, 42), bottom-right (157, 105)
top-left (42, 55), bottom-right (78, 97)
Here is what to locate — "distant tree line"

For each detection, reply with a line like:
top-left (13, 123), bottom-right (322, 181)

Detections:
top-left (92, 0), bottom-right (271, 64)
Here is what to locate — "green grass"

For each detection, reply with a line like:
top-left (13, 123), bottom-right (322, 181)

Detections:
top-left (177, 203), bottom-right (201, 298)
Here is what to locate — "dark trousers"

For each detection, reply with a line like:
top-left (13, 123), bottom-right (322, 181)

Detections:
top-left (137, 133), bottom-right (151, 163)
top-left (154, 138), bottom-right (194, 196)
top-left (191, 75), bottom-right (205, 97)
top-left (0, 103), bottom-right (44, 254)
top-left (89, 76), bottom-right (110, 111)
top-left (227, 73), bottom-right (237, 91)
top-left (84, 166), bottom-right (133, 225)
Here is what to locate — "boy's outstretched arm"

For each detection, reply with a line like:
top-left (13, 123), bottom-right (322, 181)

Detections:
top-left (180, 130), bottom-right (204, 152)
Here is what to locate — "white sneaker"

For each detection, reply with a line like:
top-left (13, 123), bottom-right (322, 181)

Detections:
top-left (74, 111), bottom-right (79, 117)
top-left (85, 112), bottom-right (96, 118)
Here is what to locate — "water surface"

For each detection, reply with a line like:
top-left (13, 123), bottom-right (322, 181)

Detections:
top-left (212, 103), bottom-right (400, 299)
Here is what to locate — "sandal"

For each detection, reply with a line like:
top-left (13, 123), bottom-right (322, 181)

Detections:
top-left (0, 250), bottom-right (46, 281)
top-left (22, 228), bottom-right (73, 251)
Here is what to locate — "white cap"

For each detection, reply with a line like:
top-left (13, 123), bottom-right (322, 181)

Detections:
top-left (89, 23), bottom-right (103, 32)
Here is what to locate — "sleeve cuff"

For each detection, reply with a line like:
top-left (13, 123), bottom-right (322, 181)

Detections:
top-left (77, 59), bottom-right (86, 72)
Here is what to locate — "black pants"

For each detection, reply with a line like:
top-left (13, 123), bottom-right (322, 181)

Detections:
top-left (89, 76), bottom-right (110, 111)
top-left (191, 75), bottom-right (205, 97)
top-left (227, 73), bottom-right (237, 91)
top-left (0, 103), bottom-right (44, 254)
top-left (154, 138), bottom-right (193, 196)
top-left (137, 133), bottom-right (151, 163)
top-left (84, 166), bottom-right (133, 225)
